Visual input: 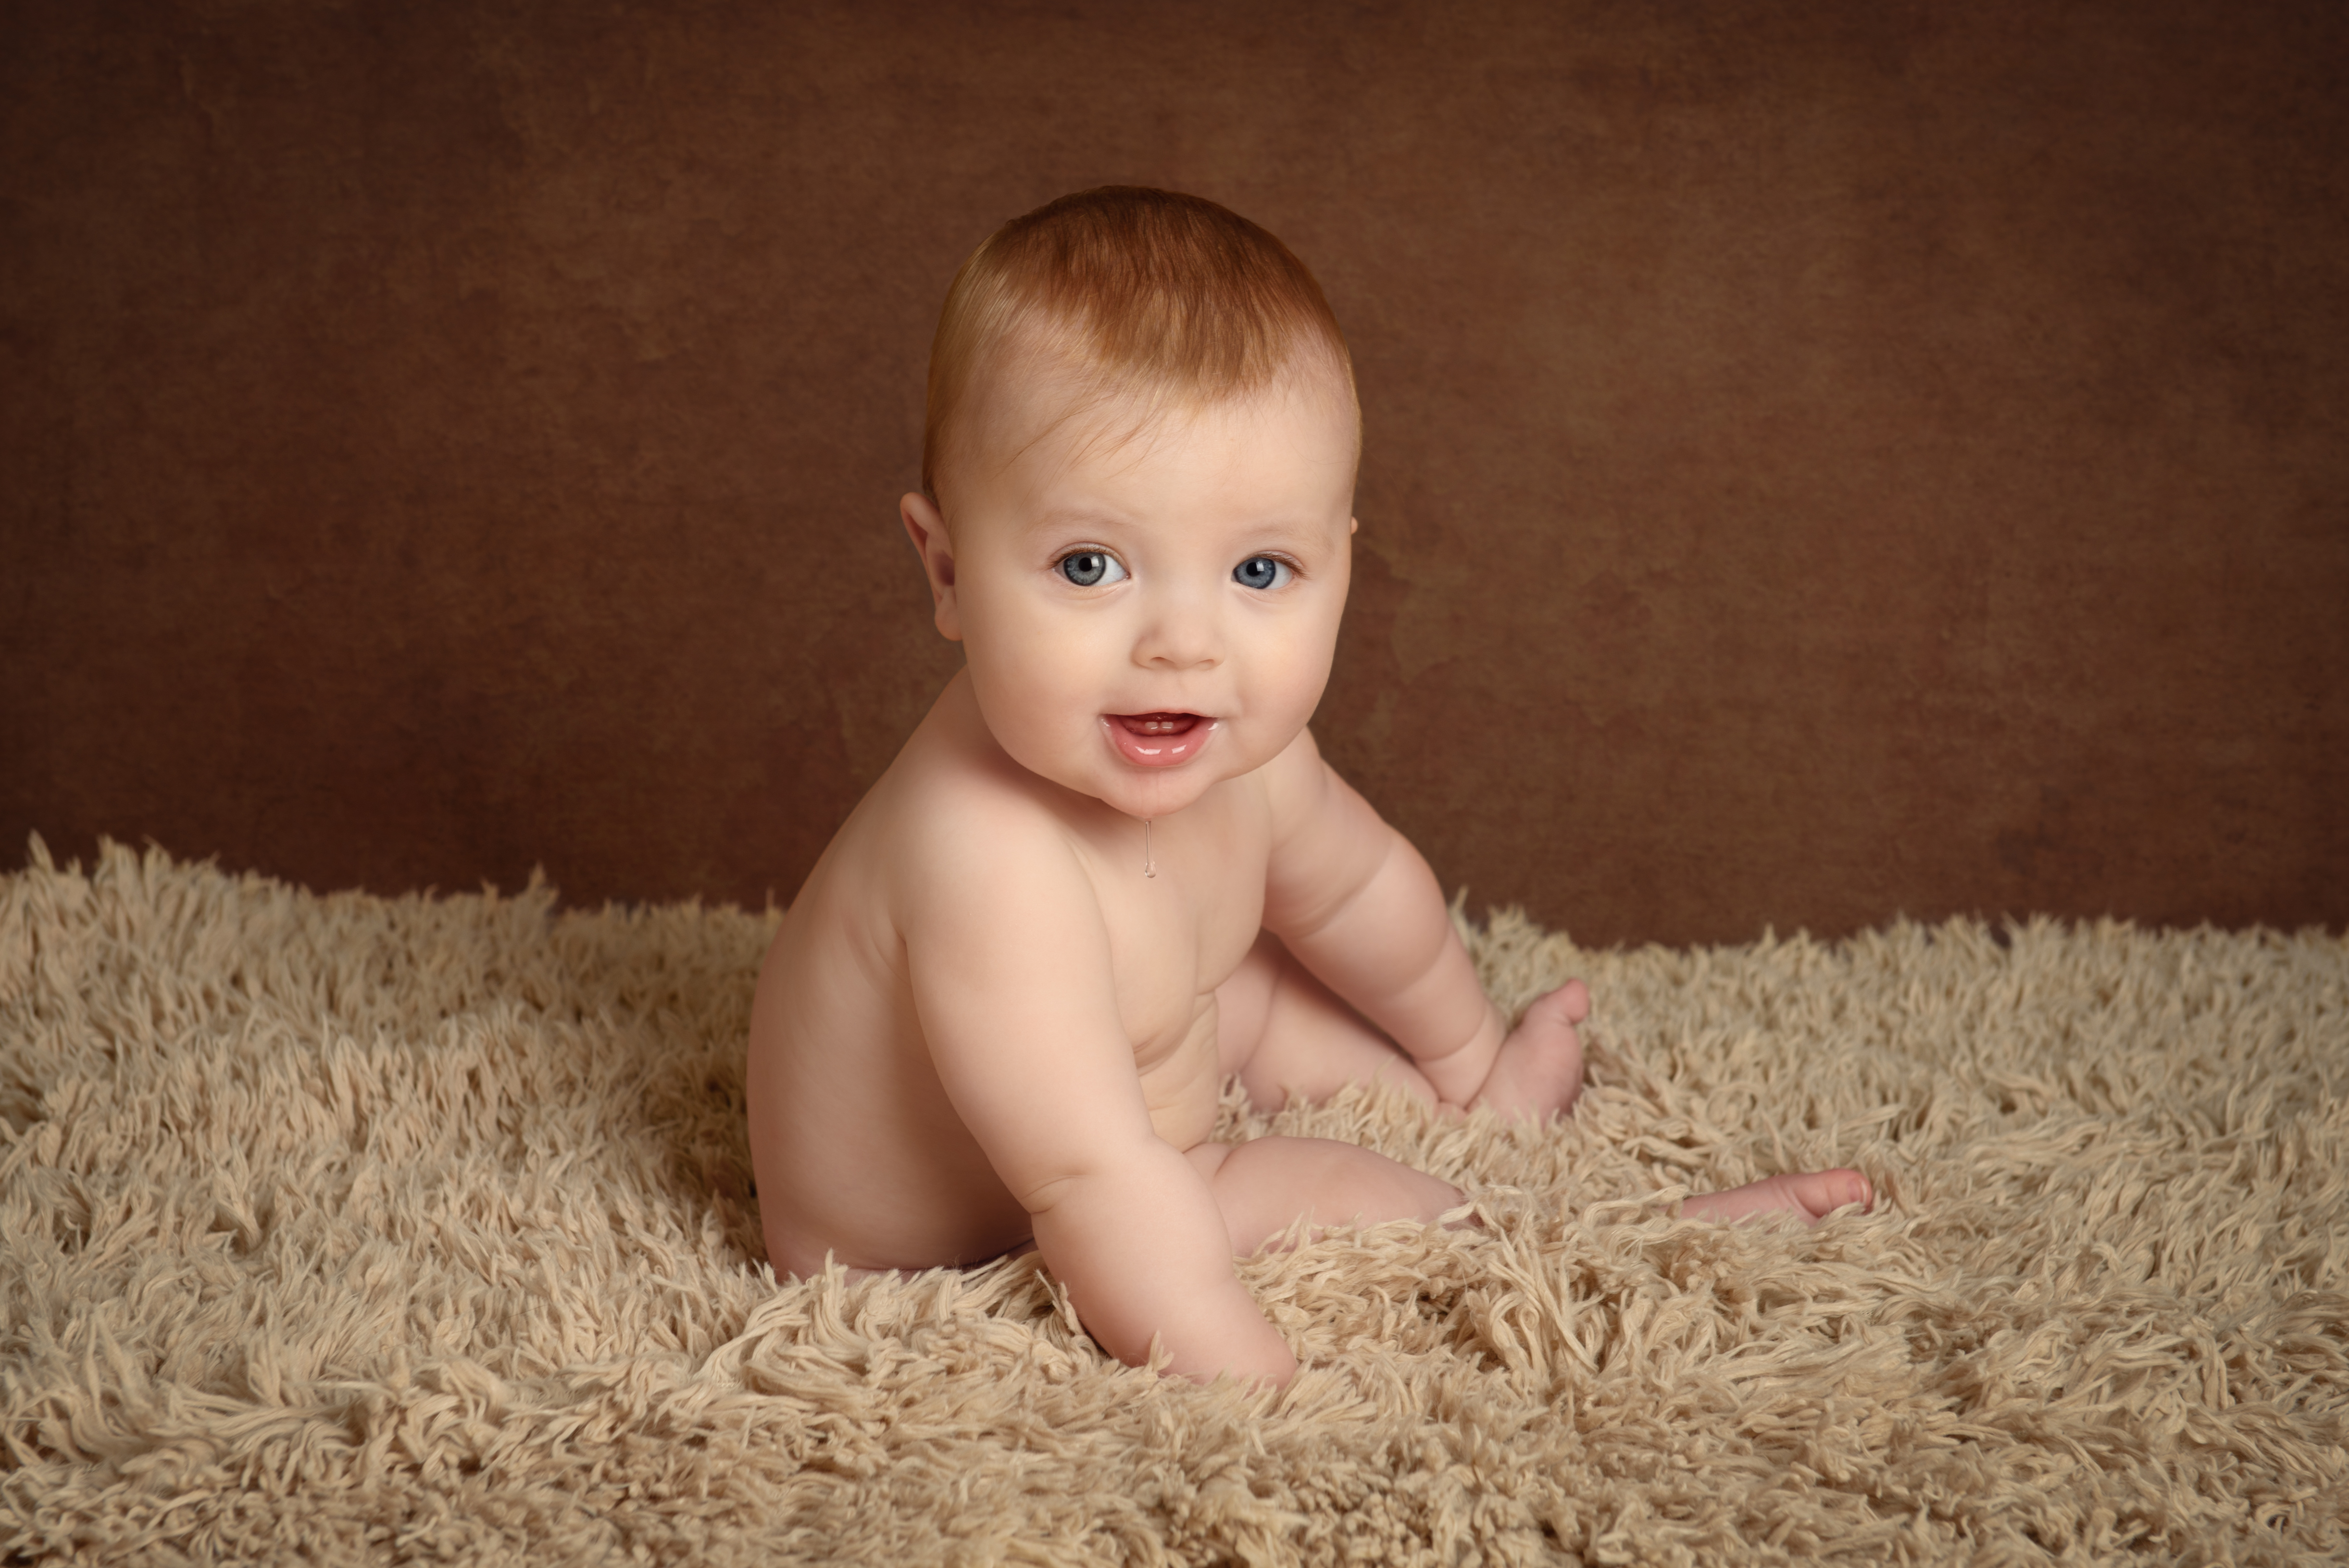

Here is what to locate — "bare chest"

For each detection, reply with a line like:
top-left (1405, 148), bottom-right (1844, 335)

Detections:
top-left (1086, 796), bottom-right (1272, 1070)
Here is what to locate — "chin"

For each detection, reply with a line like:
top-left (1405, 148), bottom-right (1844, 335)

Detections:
top-left (1093, 734), bottom-right (1284, 819)
top-left (1089, 768), bottom-right (1220, 821)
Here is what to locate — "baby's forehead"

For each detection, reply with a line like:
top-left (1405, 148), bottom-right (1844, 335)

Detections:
top-left (955, 347), bottom-right (1353, 476)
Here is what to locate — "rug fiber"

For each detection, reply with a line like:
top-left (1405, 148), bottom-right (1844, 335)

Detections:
top-left (3, 841), bottom-right (2345, 1564)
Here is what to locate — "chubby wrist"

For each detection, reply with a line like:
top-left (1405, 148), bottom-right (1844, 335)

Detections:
top-left (1027, 1155), bottom-right (1297, 1386)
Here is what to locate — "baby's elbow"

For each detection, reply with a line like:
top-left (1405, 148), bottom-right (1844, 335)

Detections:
top-left (1016, 1167), bottom-right (1090, 1218)
top-left (1015, 1116), bottom-right (1201, 1231)
top-left (1009, 1142), bottom-right (1149, 1220)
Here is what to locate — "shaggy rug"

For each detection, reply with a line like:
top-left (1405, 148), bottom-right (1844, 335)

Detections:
top-left (2, 841), bottom-right (2344, 1566)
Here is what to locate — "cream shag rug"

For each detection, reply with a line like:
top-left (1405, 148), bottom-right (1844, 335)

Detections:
top-left (3, 841), bottom-right (2345, 1566)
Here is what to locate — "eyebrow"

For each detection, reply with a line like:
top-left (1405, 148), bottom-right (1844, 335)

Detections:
top-left (1023, 507), bottom-right (1335, 544)
top-left (1025, 505), bottom-right (1136, 535)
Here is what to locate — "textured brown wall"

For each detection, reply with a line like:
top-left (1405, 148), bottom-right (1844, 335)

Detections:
top-left (5, 0), bottom-right (2344, 946)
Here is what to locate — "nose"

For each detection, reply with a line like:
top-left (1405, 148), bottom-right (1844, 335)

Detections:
top-left (1132, 579), bottom-right (1222, 672)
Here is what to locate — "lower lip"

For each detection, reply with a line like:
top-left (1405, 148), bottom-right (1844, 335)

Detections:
top-left (1105, 712), bottom-right (1216, 768)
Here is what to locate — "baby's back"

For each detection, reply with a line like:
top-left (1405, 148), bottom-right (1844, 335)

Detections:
top-left (744, 741), bottom-right (1037, 1274)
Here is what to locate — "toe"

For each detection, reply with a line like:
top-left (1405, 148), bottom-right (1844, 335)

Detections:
top-left (1526, 981), bottom-right (1589, 1028)
top-left (1813, 1170), bottom-right (1871, 1215)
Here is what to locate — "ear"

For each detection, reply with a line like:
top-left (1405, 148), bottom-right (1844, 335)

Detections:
top-left (1349, 516), bottom-right (1359, 535)
top-left (900, 492), bottom-right (963, 642)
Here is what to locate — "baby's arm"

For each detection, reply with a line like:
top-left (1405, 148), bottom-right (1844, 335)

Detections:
top-left (1258, 730), bottom-right (1518, 1107)
top-left (903, 826), bottom-right (1297, 1386)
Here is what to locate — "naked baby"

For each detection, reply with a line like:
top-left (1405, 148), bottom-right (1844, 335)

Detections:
top-left (746, 187), bottom-right (1870, 1387)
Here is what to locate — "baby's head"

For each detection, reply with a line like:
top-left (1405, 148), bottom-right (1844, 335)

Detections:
top-left (902, 188), bottom-right (1362, 821)
top-left (919, 186), bottom-right (1358, 510)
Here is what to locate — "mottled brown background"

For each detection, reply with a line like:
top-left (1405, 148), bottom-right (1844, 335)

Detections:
top-left (5, 0), bottom-right (2344, 946)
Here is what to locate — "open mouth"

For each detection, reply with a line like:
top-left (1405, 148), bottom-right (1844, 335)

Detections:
top-left (1106, 711), bottom-right (1216, 766)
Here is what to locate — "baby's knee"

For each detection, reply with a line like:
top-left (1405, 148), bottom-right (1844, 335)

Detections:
top-left (1299, 1137), bottom-right (1460, 1226)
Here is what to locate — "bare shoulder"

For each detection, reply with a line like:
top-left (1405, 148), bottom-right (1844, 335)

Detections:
top-left (759, 682), bottom-right (1097, 1002)
top-left (874, 708), bottom-right (1103, 944)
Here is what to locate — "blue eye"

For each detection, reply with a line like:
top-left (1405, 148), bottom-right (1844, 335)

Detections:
top-left (1233, 556), bottom-right (1292, 591)
top-left (1058, 550), bottom-right (1126, 587)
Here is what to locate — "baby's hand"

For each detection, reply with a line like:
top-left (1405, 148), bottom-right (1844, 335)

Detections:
top-left (1468, 981), bottom-right (1587, 1122)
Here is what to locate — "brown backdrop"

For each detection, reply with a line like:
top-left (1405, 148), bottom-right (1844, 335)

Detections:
top-left (5, 0), bottom-right (2344, 947)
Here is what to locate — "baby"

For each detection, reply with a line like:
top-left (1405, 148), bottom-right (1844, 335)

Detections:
top-left (746, 187), bottom-right (1870, 1387)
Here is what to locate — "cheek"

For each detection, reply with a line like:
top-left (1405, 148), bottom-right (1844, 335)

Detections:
top-left (1239, 610), bottom-right (1343, 725)
top-left (961, 596), bottom-right (1112, 726)
top-left (1289, 591), bottom-right (1349, 676)
top-left (1282, 638), bottom-right (1341, 719)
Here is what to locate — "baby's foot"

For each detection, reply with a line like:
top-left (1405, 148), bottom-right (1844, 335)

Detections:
top-left (1680, 1169), bottom-right (1872, 1227)
top-left (1470, 980), bottom-right (1588, 1122)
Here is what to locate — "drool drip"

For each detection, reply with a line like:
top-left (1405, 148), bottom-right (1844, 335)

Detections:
top-left (1143, 819), bottom-right (1157, 879)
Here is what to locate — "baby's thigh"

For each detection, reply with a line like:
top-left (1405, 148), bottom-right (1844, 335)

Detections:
top-left (1214, 930), bottom-right (1433, 1109)
top-left (1192, 1134), bottom-right (1462, 1256)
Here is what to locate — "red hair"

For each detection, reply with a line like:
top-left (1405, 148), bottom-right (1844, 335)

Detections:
top-left (921, 187), bottom-right (1357, 498)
